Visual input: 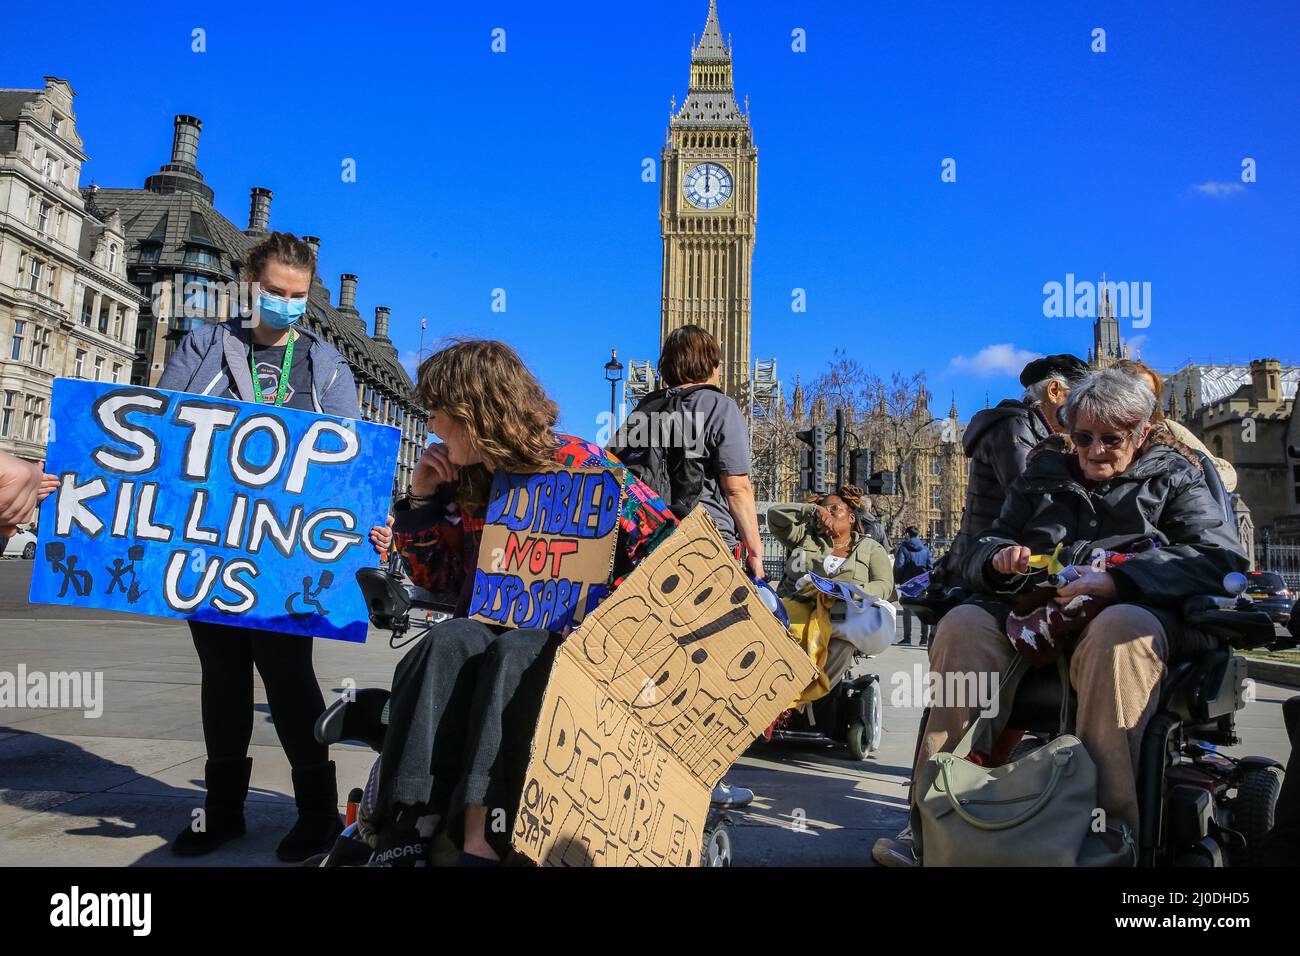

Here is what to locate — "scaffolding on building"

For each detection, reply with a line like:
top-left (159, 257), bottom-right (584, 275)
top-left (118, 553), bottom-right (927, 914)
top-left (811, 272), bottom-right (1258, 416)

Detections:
top-left (749, 358), bottom-right (787, 502)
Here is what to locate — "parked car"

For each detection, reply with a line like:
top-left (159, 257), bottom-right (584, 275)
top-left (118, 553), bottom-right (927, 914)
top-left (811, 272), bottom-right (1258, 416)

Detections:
top-left (2, 526), bottom-right (37, 559)
top-left (1245, 570), bottom-right (1293, 625)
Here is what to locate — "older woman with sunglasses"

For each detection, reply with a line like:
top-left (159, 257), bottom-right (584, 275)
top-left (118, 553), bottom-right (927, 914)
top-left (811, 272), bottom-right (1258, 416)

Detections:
top-left (899, 369), bottom-right (1247, 860)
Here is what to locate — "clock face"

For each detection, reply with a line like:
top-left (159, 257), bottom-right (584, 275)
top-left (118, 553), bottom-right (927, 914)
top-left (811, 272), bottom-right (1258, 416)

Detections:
top-left (683, 162), bottom-right (733, 209)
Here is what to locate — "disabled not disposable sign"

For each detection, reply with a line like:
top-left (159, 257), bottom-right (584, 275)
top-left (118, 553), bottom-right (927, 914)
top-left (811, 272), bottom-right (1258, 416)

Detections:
top-left (30, 378), bottom-right (400, 642)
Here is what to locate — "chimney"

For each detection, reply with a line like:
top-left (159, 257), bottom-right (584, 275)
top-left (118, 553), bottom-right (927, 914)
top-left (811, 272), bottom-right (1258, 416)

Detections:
top-left (144, 114), bottom-right (213, 201)
top-left (170, 115), bottom-right (202, 169)
top-left (303, 235), bottom-right (321, 260)
top-left (373, 306), bottom-right (391, 342)
top-left (338, 273), bottom-right (358, 312)
top-left (248, 187), bottom-right (272, 232)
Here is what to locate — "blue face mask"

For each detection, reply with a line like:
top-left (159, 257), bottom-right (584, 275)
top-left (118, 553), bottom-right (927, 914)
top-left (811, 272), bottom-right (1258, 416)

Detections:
top-left (258, 291), bottom-right (307, 329)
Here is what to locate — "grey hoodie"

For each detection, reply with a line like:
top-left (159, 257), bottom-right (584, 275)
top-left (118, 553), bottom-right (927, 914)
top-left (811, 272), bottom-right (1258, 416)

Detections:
top-left (156, 317), bottom-right (361, 419)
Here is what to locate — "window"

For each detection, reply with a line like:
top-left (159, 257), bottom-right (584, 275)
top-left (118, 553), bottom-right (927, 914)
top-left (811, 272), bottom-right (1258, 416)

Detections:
top-left (112, 363), bottom-right (122, 383)
top-left (24, 396), bottom-right (45, 442)
top-left (930, 486), bottom-right (943, 509)
top-left (27, 258), bottom-right (41, 292)
top-left (108, 244), bottom-right (118, 271)
top-left (98, 306), bottom-right (109, 335)
top-left (93, 356), bottom-right (104, 380)
top-left (74, 349), bottom-right (86, 377)
top-left (0, 391), bottom-right (13, 437)
top-left (10, 320), bottom-right (26, 360)
top-left (34, 326), bottom-right (50, 366)
top-left (81, 295), bottom-right (93, 326)
top-left (931, 457), bottom-right (943, 476)
top-left (38, 202), bottom-right (51, 234)
top-left (183, 246), bottom-right (219, 267)
top-left (139, 243), bottom-right (161, 264)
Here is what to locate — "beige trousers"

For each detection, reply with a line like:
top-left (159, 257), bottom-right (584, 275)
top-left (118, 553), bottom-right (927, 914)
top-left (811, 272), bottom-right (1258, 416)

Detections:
top-left (913, 602), bottom-right (1168, 837)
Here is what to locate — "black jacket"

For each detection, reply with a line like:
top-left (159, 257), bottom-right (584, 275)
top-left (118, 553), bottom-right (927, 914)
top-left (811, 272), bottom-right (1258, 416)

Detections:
top-left (959, 430), bottom-right (1250, 660)
top-left (944, 399), bottom-right (1053, 570)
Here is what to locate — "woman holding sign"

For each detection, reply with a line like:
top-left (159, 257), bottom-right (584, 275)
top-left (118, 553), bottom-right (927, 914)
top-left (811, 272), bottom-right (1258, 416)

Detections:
top-left (157, 231), bottom-right (394, 861)
top-left (362, 338), bottom-right (678, 866)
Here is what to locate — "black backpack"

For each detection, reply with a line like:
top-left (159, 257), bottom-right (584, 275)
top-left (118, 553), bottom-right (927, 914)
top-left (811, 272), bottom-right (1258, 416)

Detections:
top-left (610, 384), bottom-right (721, 521)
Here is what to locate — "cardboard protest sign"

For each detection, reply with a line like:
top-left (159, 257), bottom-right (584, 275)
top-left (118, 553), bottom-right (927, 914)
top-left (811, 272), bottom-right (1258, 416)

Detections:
top-left (511, 507), bottom-right (818, 866)
top-left (30, 378), bottom-right (400, 643)
top-left (467, 464), bottom-right (624, 633)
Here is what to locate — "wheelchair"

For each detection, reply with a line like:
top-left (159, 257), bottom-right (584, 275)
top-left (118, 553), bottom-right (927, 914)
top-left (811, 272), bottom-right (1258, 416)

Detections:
top-left (306, 558), bottom-right (737, 867)
top-left (761, 662), bottom-right (883, 762)
top-left (900, 453), bottom-right (1287, 867)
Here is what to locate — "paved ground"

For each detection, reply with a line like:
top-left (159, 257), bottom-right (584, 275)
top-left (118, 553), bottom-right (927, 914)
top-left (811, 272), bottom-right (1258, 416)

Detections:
top-left (0, 559), bottom-right (1293, 866)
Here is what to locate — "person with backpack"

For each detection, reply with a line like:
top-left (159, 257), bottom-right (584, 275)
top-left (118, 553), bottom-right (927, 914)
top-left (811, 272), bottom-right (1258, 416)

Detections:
top-left (610, 324), bottom-right (763, 580)
top-left (894, 526), bottom-right (934, 646)
top-left (156, 231), bottom-right (392, 862)
top-left (609, 324), bottom-right (762, 809)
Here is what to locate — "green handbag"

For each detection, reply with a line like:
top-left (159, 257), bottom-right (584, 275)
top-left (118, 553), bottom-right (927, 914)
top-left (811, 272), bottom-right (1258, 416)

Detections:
top-left (912, 655), bottom-right (1135, 867)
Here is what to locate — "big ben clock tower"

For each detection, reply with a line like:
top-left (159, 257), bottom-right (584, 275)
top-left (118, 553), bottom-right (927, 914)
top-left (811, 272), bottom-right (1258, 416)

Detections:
top-left (661, 0), bottom-right (757, 402)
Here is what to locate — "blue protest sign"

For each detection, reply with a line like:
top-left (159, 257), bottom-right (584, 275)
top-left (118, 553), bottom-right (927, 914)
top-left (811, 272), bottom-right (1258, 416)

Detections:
top-left (30, 378), bottom-right (400, 643)
top-left (467, 465), bottom-right (624, 633)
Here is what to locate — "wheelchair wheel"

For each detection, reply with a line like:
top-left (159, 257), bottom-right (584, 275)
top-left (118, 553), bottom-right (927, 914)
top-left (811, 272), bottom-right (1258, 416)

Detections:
top-left (847, 721), bottom-right (869, 761)
top-left (1231, 766), bottom-right (1283, 866)
top-left (701, 821), bottom-right (734, 867)
top-left (847, 680), bottom-right (883, 761)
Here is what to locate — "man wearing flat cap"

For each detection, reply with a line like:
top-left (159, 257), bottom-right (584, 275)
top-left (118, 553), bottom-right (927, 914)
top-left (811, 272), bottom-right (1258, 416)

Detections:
top-left (942, 353), bottom-right (1089, 573)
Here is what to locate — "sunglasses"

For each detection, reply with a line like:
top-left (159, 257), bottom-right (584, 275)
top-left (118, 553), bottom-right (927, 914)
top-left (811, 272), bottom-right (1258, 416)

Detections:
top-left (1070, 429), bottom-right (1140, 450)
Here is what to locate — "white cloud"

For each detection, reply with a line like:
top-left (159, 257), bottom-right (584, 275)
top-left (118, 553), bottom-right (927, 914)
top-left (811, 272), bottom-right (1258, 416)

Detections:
top-left (1193, 181), bottom-right (1245, 198)
top-left (949, 344), bottom-right (1042, 377)
top-left (1127, 334), bottom-right (1148, 357)
top-left (400, 350), bottom-right (421, 378)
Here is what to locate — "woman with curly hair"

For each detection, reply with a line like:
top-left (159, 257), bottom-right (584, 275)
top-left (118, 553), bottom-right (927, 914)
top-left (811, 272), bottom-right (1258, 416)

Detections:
top-left (367, 339), bottom-right (677, 866)
top-left (768, 484), bottom-right (895, 686)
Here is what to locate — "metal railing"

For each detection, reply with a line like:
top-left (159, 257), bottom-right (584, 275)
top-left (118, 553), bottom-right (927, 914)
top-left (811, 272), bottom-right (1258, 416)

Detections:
top-left (1256, 542), bottom-right (1300, 588)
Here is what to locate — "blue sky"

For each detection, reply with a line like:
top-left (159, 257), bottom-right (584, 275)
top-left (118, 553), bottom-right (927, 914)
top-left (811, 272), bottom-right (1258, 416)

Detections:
top-left (8, 0), bottom-right (1299, 436)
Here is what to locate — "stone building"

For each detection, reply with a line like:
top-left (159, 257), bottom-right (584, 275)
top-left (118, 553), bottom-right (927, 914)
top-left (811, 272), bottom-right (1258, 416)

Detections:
top-left (1167, 358), bottom-right (1300, 543)
top-left (1087, 276), bottom-right (1131, 369)
top-left (84, 113), bottom-right (426, 498)
top-left (0, 77), bottom-right (145, 464)
top-left (659, 0), bottom-right (757, 402)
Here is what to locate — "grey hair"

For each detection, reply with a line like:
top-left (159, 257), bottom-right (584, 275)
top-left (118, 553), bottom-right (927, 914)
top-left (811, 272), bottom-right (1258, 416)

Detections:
top-left (1063, 369), bottom-right (1157, 431)
top-left (1023, 371), bottom-right (1070, 406)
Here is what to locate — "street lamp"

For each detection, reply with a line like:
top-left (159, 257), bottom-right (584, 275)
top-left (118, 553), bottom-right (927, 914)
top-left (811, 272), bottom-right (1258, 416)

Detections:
top-left (604, 348), bottom-right (623, 426)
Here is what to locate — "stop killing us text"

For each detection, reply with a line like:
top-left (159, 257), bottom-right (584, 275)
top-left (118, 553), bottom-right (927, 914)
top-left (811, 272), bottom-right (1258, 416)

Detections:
top-left (48, 389), bottom-right (369, 614)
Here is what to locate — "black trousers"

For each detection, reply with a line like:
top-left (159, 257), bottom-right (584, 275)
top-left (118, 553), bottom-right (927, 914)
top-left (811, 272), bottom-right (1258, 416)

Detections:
top-left (375, 618), bottom-right (558, 836)
top-left (902, 610), bottom-right (931, 643)
top-left (189, 620), bottom-right (328, 769)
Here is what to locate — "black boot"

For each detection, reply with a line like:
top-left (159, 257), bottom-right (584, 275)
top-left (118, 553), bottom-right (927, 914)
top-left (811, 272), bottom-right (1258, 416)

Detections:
top-left (276, 761), bottom-right (343, 862)
top-left (171, 756), bottom-right (252, 857)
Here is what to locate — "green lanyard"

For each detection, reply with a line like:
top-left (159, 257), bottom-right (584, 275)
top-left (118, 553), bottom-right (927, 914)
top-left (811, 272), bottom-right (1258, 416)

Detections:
top-left (250, 329), bottom-right (296, 407)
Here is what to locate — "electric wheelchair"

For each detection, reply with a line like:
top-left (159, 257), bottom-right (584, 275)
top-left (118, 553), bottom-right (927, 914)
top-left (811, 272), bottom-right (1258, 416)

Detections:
top-left (900, 453), bottom-right (1287, 866)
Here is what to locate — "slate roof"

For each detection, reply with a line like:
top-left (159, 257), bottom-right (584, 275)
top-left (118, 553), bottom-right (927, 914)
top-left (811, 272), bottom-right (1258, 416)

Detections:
top-left (0, 89), bottom-right (39, 153)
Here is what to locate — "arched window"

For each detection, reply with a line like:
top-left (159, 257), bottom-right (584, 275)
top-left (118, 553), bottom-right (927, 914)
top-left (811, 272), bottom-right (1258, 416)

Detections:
top-left (108, 244), bottom-right (118, 271)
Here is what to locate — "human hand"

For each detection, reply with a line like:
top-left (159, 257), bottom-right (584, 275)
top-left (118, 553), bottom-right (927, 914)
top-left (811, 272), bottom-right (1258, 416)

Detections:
top-left (369, 514), bottom-right (394, 557)
top-left (1054, 569), bottom-right (1117, 606)
top-left (0, 453), bottom-right (44, 535)
top-left (412, 444), bottom-right (458, 497)
top-left (992, 545), bottom-right (1032, 576)
top-left (37, 472), bottom-right (58, 501)
top-left (746, 552), bottom-right (766, 581)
